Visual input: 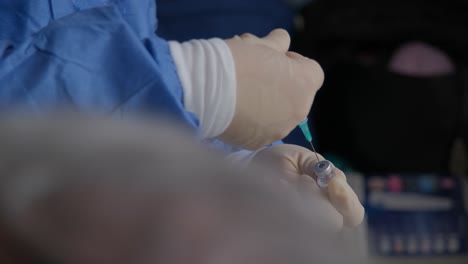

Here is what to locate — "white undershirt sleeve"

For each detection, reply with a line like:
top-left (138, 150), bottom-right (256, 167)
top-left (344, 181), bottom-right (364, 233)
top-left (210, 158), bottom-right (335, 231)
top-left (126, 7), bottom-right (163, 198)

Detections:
top-left (169, 38), bottom-right (236, 139)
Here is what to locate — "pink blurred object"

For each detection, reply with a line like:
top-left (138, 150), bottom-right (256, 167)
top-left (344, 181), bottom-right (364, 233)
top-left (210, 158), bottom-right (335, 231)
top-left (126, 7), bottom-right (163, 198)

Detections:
top-left (389, 41), bottom-right (455, 77)
top-left (440, 177), bottom-right (455, 190)
top-left (388, 175), bottom-right (403, 193)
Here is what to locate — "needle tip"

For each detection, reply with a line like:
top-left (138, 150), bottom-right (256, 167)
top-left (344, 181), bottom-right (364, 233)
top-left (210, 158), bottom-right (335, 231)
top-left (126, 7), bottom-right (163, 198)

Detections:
top-left (309, 142), bottom-right (320, 161)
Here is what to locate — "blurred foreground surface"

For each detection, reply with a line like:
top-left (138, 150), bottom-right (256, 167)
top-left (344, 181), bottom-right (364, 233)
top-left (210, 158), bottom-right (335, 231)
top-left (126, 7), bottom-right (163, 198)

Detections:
top-left (0, 114), bottom-right (361, 264)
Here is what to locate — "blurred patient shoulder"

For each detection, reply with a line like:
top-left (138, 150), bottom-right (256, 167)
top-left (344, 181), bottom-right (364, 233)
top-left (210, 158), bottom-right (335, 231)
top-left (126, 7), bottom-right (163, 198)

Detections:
top-left (0, 114), bottom-right (362, 264)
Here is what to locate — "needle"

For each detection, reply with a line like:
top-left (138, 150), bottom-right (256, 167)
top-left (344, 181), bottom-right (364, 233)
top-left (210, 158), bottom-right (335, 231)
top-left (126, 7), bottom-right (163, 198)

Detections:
top-left (298, 118), bottom-right (320, 161)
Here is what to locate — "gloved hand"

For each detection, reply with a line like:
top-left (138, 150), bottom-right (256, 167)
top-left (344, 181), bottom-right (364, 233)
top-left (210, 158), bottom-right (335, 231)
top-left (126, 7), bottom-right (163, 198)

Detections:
top-left (252, 144), bottom-right (365, 231)
top-left (220, 29), bottom-right (324, 150)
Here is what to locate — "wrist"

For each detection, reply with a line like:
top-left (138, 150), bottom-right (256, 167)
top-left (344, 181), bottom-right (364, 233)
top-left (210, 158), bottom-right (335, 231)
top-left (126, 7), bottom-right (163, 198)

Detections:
top-left (169, 39), bottom-right (237, 139)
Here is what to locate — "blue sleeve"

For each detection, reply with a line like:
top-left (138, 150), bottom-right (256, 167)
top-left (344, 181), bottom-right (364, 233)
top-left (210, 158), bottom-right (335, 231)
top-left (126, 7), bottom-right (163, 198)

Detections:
top-left (0, 1), bottom-right (198, 131)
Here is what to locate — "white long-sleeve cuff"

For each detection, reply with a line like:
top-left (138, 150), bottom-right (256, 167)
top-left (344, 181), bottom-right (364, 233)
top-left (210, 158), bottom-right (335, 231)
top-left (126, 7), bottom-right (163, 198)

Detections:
top-left (169, 39), bottom-right (236, 139)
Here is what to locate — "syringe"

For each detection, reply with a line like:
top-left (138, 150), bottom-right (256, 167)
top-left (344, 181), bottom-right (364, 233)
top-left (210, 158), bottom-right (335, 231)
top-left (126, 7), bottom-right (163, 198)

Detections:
top-left (298, 118), bottom-right (336, 188)
top-left (298, 118), bottom-right (320, 161)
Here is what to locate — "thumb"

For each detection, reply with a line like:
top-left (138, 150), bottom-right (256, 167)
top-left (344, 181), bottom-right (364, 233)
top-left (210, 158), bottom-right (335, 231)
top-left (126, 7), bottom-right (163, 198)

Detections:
top-left (262, 28), bottom-right (291, 53)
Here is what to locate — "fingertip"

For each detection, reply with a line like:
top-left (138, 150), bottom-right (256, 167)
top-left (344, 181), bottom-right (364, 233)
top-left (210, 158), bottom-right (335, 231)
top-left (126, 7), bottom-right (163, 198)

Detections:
top-left (263, 28), bottom-right (291, 52)
top-left (268, 28), bottom-right (290, 40)
top-left (342, 203), bottom-right (365, 228)
top-left (346, 203), bottom-right (365, 228)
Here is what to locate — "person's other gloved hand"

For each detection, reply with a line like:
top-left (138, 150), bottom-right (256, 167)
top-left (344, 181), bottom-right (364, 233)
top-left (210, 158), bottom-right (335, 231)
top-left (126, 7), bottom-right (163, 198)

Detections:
top-left (220, 29), bottom-right (324, 150)
top-left (252, 144), bottom-right (365, 231)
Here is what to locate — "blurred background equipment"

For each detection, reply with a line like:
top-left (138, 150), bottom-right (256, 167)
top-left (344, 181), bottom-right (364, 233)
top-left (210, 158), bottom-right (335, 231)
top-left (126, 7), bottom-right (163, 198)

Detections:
top-left (294, 0), bottom-right (468, 260)
top-left (296, 0), bottom-right (468, 175)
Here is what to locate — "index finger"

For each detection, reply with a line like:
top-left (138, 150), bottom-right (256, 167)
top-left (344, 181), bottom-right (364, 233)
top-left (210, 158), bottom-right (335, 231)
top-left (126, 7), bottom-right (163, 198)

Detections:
top-left (327, 169), bottom-right (365, 228)
top-left (301, 158), bottom-right (364, 228)
top-left (289, 54), bottom-right (325, 91)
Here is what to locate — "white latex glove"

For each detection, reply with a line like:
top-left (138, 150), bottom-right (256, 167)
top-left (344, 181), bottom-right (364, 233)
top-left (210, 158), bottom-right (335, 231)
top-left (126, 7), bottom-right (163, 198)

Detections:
top-left (252, 144), bottom-right (365, 231)
top-left (220, 29), bottom-right (324, 150)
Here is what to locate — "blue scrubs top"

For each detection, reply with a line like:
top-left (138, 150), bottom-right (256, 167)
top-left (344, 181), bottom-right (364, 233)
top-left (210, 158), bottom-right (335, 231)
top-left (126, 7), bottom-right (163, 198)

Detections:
top-left (0, 0), bottom-right (198, 130)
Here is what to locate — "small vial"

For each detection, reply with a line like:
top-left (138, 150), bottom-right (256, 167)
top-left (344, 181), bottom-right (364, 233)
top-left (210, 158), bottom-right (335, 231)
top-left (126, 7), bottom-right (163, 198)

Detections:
top-left (314, 160), bottom-right (336, 189)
